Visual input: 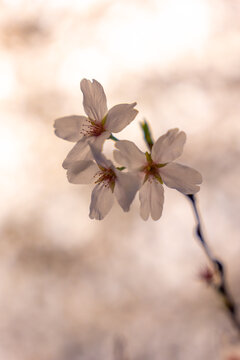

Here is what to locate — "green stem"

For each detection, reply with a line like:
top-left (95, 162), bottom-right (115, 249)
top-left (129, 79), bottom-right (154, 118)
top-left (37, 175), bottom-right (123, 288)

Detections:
top-left (140, 119), bottom-right (154, 151)
top-left (109, 134), bottom-right (119, 141)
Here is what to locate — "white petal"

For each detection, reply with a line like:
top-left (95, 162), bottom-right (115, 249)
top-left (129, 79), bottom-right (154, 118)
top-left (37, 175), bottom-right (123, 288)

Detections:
top-left (89, 143), bottom-right (113, 169)
top-left (54, 115), bottom-right (86, 142)
top-left (114, 140), bottom-right (145, 170)
top-left (151, 129), bottom-right (186, 163)
top-left (67, 160), bottom-right (98, 184)
top-left (114, 171), bottom-right (141, 212)
top-left (89, 183), bottom-right (114, 220)
top-left (87, 131), bottom-right (111, 161)
top-left (91, 130), bottom-right (111, 153)
top-left (62, 132), bottom-right (109, 169)
top-left (105, 103), bottom-right (138, 133)
top-left (160, 162), bottom-right (202, 194)
top-left (62, 138), bottom-right (91, 169)
top-left (80, 79), bottom-right (108, 122)
top-left (139, 179), bottom-right (164, 221)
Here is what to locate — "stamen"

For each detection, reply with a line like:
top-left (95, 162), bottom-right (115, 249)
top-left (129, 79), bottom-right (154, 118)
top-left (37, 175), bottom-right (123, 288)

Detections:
top-left (80, 118), bottom-right (105, 137)
top-left (94, 167), bottom-right (116, 192)
top-left (142, 152), bottom-right (165, 184)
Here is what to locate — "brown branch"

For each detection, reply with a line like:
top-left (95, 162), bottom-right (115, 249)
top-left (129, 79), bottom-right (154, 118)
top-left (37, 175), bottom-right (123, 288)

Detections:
top-left (187, 194), bottom-right (240, 334)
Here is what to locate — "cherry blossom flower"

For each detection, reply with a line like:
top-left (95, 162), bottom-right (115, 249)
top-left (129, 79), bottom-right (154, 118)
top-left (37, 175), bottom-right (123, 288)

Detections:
top-left (67, 144), bottom-right (140, 220)
top-left (54, 79), bottom-right (138, 169)
top-left (114, 128), bottom-right (202, 221)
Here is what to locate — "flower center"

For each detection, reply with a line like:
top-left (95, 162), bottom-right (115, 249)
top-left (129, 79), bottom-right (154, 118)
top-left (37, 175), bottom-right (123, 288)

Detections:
top-left (94, 166), bottom-right (116, 192)
top-left (142, 152), bottom-right (167, 184)
top-left (81, 118), bottom-right (105, 137)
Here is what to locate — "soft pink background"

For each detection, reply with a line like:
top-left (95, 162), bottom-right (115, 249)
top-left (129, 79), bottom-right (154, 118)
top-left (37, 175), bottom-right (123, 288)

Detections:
top-left (0, 0), bottom-right (240, 358)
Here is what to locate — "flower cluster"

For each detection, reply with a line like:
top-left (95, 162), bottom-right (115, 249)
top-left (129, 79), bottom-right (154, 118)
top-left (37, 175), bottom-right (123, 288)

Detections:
top-left (54, 79), bottom-right (202, 220)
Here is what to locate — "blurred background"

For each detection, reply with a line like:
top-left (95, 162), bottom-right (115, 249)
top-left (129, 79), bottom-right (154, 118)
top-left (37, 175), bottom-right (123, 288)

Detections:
top-left (0, 0), bottom-right (240, 359)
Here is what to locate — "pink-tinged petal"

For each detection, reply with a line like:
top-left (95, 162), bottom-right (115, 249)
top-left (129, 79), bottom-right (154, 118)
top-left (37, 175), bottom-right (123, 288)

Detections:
top-left (80, 79), bottom-right (108, 122)
top-left (152, 129), bottom-right (186, 163)
top-left (62, 132), bottom-right (109, 169)
top-left (54, 115), bottom-right (86, 142)
top-left (114, 171), bottom-right (141, 212)
top-left (114, 140), bottom-right (145, 170)
top-left (62, 138), bottom-right (91, 169)
top-left (92, 130), bottom-right (111, 150)
top-left (160, 162), bottom-right (202, 194)
top-left (89, 183), bottom-right (114, 220)
top-left (105, 103), bottom-right (138, 133)
top-left (139, 179), bottom-right (164, 221)
top-left (67, 160), bottom-right (98, 184)
top-left (89, 143), bottom-right (113, 169)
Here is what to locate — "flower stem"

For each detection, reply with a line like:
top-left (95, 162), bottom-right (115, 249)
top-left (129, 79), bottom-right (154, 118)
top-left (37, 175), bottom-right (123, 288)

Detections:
top-left (187, 194), bottom-right (240, 334)
top-left (140, 119), bottom-right (154, 151)
top-left (109, 134), bottom-right (119, 141)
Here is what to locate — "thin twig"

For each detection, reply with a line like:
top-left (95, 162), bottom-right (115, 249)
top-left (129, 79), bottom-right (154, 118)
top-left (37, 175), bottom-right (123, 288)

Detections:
top-left (187, 194), bottom-right (240, 333)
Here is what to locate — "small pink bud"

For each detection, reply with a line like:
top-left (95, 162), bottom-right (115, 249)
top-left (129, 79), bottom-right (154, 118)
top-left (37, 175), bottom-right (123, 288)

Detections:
top-left (199, 266), bottom-right (214, 284)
